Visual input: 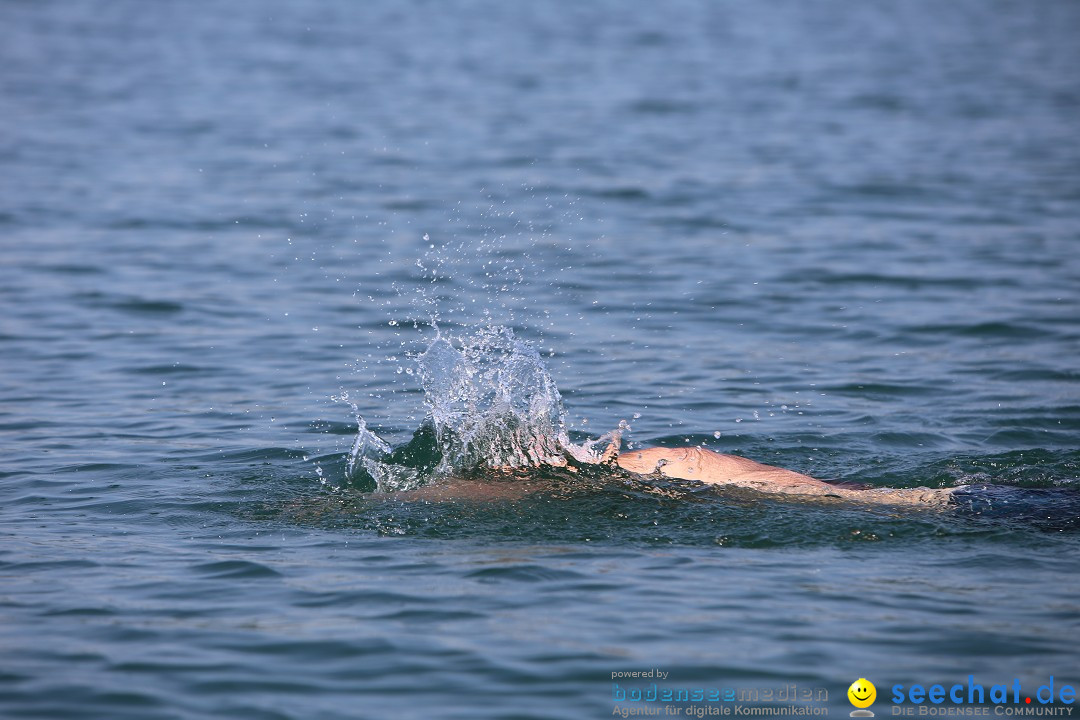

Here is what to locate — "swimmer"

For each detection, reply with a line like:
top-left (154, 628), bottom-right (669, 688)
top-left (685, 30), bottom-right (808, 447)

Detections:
top-left (379, 425), bottom-right (953, 507)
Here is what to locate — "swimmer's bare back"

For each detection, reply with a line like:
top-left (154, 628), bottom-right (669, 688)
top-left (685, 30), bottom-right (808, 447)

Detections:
top-left (616, 446), bottom-right (952, 507)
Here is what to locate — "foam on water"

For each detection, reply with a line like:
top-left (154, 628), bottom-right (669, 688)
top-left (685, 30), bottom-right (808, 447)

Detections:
top-left (344, 325), bottom-right (616, 492)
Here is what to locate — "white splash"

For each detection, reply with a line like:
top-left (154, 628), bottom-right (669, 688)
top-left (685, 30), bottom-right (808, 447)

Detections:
top-left (345, 325), bottom-right (617, 492)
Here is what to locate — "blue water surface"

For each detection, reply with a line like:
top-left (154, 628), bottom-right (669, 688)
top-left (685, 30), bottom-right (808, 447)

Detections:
top-left (2, 1), bottom-right (1079, 718)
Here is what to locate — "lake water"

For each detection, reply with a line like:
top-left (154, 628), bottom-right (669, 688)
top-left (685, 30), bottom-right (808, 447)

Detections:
top-left (2, 1), bottom-right (1079, 718)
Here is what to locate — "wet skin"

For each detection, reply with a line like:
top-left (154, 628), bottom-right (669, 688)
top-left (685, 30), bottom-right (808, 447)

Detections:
top-left (615, 446), bottom-right (951, 506)
top-left (616, 447), bottom-right (828, 493)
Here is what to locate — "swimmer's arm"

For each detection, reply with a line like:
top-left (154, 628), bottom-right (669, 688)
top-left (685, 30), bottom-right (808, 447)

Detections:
top-left (616, 447), bottom-right (834, 495)
top-left (615, 446), bottom-right (953, 505)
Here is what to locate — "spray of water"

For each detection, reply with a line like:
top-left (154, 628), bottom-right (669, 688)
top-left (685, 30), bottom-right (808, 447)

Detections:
top-left (338, 216), bottom-right (613, 493)
top-left (344, 324), bottom-right (618, 493)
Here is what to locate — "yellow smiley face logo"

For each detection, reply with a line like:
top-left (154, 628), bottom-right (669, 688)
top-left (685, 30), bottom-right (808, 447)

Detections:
top-left (848, 678), bottom-right (876, 708)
